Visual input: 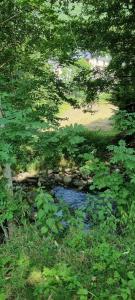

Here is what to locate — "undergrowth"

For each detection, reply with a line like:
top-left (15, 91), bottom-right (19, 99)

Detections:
top-left (1, 222), bottom-right (135, 300)
top-left (1, 138), bottom-right (135, 299)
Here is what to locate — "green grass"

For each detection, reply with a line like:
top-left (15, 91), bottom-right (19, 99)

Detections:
top-left (98, 92), bottom-right (112, 103)
top-left (58, 93), bottom-right (113, 116)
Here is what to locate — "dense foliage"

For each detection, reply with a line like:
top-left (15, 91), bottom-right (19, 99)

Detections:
top-left (69, 0), bottom-right (135, 111)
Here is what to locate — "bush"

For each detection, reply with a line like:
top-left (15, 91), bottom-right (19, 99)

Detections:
top-left (35, 125), bottom-right (118, 171)
top-left (1, 129), bottom-right (135, 300)
top-left (81, 140), bottom-right (135, 226)
top-left (113, 111), bottom-right (135, 136)
top-left (1, 221), bottom-right (135, 299)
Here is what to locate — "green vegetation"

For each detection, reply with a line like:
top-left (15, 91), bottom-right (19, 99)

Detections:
top-left (0, 0), bottom-right (135, 299)
top-left (58, 102), bottom-right (71, 116)
top-left (1, 223), bottom-right (135, 300)
top-left (98, 93), bottom-right (112, 104)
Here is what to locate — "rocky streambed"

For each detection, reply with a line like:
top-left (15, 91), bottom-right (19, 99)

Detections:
top-left (12, 168), bottom-right (111, 230)
top-left (13, 168), bottom-right (95, 216)
top-left (13, 167), bottom-right (93, 191)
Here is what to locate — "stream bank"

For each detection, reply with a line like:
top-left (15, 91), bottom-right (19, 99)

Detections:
top-left (12, 168), bottom-right (95, 221)
top-left (13, 167), bottom-right (93, 192)
top-left (12, 168), bottom-right (108, 224)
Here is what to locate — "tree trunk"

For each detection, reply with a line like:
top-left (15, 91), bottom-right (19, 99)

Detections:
top-left (3, 163), bottom-right (15, 238)
top-left (3, 163), bottom-right (13, 191)
top-left (0, 109), bottom-right (14, 239)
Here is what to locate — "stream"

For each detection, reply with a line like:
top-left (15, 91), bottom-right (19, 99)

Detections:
top-left (52, 186), bottom-right (112, 228)
top-left (52, 186), bottom-right (102, 210)
top-left (52, 186), bottom-right (88, 209)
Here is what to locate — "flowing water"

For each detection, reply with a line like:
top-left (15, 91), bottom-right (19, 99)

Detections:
top-left (52, 186), bottom-right (103, 229)
top-left (52, 186), bottom-right (98, 210)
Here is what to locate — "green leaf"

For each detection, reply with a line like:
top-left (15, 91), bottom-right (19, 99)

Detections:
top-left (0, 294), bottom-right (6, 300)
top-left (41, 226), bottom-right (48, 234)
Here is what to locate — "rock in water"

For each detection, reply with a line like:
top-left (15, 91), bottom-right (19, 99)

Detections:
top-left (73, 179), bottom-right (85, 188)
top-left (63, 175), bottom-right (72, 185)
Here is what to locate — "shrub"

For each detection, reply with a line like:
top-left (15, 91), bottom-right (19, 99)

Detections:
top-left (1, 221), bottom-right (135, 299)
top-left (113, 111), bottom-right (135, 135)
top-left (81, 140), bottom-right (135, 226)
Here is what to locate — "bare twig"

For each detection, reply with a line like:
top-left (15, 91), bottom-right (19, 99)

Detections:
top-left (0, 63), bottom-right (6, 69)
top-left (0, 12), bottom-right (21, 27)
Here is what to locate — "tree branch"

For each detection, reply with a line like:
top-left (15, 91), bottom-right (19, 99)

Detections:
top-left (0, 12), bottom-right (21, 27)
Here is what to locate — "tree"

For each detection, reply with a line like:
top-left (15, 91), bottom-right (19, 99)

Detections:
top-left (66, 0), bottom-right (135, 111)
top-left (0, 0), bottom-right (76, 237)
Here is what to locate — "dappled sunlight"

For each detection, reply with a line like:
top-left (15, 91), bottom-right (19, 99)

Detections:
top-left (27, 270), bottom-right (43, 285)
top-left (60, 102), bottom-right (118, 131)
top-left (13, 171), bottom-right (38, 182)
